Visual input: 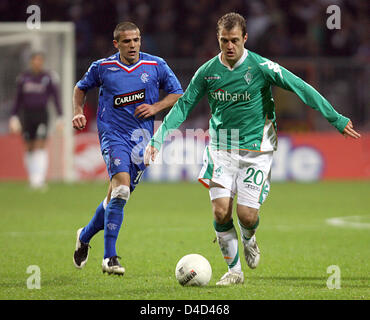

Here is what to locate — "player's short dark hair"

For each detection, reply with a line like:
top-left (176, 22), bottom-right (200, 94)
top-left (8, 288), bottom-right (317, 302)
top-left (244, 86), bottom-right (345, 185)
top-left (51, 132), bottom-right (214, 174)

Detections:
top-left (217, 12), bottom-right (247, 36)
top-left (30, 51), bottom-right (45, 59)
top-left (113, 22), bottom-right (140, 41)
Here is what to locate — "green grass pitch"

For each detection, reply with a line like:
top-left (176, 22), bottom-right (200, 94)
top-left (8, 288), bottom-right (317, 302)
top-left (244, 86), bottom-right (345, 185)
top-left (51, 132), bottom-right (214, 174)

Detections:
top-left (0, 180), bottom-right (369, 300)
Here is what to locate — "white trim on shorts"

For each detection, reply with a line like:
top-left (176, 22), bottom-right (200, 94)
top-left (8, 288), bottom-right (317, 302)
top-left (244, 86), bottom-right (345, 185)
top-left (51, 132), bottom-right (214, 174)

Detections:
top-left (209, 187), bottom-right (235, 200)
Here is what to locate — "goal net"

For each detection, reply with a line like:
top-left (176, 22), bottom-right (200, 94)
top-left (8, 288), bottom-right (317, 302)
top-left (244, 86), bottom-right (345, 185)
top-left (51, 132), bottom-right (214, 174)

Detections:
top-left (0, 22), bottom-right (75, 182)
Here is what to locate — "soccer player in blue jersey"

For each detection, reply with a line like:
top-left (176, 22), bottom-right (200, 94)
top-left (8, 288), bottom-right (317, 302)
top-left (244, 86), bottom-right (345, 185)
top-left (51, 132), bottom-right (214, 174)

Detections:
top-left (72, 22), bottom-right (183, 275)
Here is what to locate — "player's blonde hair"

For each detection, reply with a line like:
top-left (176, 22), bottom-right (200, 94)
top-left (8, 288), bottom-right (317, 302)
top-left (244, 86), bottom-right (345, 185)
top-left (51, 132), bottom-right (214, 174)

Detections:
top-left (217, 12), bottom-right (247, 36)
top-left (113, 22), bottom-right (140, 41)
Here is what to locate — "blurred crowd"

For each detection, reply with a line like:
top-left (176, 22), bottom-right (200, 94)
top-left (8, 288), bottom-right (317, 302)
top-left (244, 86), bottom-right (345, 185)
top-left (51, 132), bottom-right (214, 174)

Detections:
top-left (1, 0), bottom-right (369, 62)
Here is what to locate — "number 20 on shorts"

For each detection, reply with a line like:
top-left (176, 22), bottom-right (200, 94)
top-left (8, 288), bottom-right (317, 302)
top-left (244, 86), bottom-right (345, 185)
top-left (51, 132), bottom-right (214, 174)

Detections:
top-left (243, 167), bottom-right (264, 185)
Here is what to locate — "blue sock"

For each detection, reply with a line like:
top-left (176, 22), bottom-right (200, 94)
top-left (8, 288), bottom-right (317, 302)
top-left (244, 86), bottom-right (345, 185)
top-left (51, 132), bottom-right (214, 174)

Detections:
top-left (80, 200), bottom-right (105, 243)
top-left (104, 198), bottom-right (126, 259)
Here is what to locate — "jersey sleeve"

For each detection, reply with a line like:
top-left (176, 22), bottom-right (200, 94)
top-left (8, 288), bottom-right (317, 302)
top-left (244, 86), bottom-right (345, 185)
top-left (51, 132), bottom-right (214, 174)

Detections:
top-left (150, 65), bottom-right (207, 150)
top-left (256, 55), bottom-right (349, 133)
top-left (76, 60), bottom-right (102, 91)
top-left (157, 58), bottom-right (183, 94)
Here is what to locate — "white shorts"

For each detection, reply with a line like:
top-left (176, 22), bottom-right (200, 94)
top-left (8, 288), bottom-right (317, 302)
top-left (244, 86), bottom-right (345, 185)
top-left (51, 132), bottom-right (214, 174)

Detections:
top-left (198, 146), bottom-right (273, 209)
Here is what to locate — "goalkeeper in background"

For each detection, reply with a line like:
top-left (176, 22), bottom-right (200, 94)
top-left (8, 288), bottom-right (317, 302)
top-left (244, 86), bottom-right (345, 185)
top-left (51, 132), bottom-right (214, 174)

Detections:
top-left (8, 52), bottom-right (63, 190)
top-left (145, 12), bottom-right (361, 286)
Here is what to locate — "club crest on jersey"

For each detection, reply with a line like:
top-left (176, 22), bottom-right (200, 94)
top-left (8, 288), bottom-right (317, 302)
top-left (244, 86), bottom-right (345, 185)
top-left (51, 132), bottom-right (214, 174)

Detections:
top-left (244, 71), bottom-right (253, 84)
top-left (140, 72), bottom-right (150, 83)
top-left (114, 89), bottom-right (145, 108)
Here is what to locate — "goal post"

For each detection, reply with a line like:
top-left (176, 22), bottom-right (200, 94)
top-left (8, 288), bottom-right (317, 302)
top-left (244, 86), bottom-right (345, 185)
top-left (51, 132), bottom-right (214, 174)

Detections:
top-left (0, 22), bottom-right (76, 182)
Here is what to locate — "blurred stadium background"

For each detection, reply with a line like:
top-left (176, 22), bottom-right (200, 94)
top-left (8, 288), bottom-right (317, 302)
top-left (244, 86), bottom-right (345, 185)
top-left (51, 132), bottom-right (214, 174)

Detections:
top-left (0, 0), bottom-right (369, 183)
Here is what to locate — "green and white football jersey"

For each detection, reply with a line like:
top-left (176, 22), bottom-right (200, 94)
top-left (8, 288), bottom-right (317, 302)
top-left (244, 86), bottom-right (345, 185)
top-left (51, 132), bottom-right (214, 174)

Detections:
top-left (151, 49), bottom-right (349, 151)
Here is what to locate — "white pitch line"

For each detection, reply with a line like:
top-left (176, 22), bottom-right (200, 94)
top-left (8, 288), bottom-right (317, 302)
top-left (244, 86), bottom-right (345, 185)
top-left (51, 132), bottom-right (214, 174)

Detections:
top-left (326, 216), bottom-right (370, 229)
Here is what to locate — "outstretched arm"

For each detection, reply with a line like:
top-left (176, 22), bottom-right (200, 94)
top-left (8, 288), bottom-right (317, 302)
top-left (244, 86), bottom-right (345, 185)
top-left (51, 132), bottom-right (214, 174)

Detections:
top-left (256, 55), bottom-right (360, 137)
top-left (134, 93), bottom-right (182, 119)
top-left (148, 66), bottom-right (207, 155)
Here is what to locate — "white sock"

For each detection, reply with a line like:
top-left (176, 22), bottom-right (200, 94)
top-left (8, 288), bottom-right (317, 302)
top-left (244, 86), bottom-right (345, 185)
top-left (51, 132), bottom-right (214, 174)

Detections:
top-left (30, 149), bottom-right (48, 187)
top-left (214, 220), bottom-right (242, 273)
top-left (24, 151), bottom-right (33, 178)
top-left (25, 151), bottom-right (39, 187)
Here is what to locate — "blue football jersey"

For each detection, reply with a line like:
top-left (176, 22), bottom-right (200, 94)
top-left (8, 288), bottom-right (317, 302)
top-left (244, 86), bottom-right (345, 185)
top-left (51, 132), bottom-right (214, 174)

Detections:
top-left (77, 52), bottom-right (183, 152)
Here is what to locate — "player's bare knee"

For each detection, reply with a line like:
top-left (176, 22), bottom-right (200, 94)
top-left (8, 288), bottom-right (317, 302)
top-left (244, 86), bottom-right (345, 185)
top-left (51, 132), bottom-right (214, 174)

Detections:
top-left (111, 185), bottom-right (130, 201)
top-left (237, 205), bottom-right (259, 228)
top-left (209, 186), bottom-right (233, 224)
top-left (212, 203), bottom-right (232, 225)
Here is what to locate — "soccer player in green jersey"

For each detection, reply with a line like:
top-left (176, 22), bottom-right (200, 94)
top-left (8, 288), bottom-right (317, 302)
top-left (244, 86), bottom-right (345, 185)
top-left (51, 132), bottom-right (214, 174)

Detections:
top-left (145, 12), bottom-right (361, 286)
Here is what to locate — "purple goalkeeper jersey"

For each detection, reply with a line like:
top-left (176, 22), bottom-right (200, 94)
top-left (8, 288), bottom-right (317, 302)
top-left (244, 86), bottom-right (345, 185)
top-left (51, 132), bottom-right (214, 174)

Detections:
top-left (11, 70), bottom-right (62, 116)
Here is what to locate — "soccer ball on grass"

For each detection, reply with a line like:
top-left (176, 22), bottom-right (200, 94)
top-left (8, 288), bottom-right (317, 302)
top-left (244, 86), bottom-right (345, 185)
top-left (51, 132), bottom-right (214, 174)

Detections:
top-left (175, 254), bottom-right (212, 286)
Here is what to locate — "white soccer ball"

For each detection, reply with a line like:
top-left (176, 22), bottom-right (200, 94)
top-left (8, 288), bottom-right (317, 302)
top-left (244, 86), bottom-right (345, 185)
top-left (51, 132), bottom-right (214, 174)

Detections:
top-left (175, 254), bottom-right (212, 286)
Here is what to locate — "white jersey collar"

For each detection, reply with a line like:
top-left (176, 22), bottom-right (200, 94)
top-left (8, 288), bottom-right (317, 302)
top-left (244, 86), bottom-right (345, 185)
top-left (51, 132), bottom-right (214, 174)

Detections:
top-left (218, 48), bottom-right (248, 71)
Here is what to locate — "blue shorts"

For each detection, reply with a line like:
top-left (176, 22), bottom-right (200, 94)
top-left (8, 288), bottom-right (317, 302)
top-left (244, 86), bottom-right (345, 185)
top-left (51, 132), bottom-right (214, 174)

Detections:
top-left (102, 145), bottom-right (146, 192)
